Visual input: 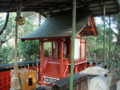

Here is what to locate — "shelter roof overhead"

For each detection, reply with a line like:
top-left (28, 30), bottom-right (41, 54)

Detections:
top-left (0, 0), bottom-right (120, 17)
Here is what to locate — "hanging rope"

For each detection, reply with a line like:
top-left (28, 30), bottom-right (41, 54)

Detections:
top-left (14, 3), bottom-right (22, 64)
top-left (11, 4), bottom-right (21, 90)
top-left (14, 16), bottom-right (18, 64)
top-left (103, 0), bottom-right (106, 66)
top-left (0, 12), bottom-right (9, 35)
top-left (17, 3), bottom-right (23, 17)
top-left (16, 3), bottom-right (25, 26)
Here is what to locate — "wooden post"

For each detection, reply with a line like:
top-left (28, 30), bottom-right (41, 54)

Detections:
top-left (69, 40), bottom-right (72, 61)
top-left (52, 42), bottom-right (54, 59)
top-left (40, 41), bottom-right (44, 84)
top-left (80, 38), bottom-right (82, 60)
top-left (60, 41), bottom-right (63, 78)
top-left (85, 40), bottom-right (87, 61)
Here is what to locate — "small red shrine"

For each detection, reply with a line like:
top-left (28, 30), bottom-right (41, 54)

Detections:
top-left (21, 11), bottom-right (98, 85)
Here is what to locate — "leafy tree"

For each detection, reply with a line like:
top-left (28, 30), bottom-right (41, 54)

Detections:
top-left (87, 16), bottom-right (120, 78)
top-left (0, 13), bottom-right (16, 48)
top-left (111, 14), bottom-right (120, 45)
top-left (0, 12), bottom-right (42, 63)
top-left (18, 40), bottom-right (39, 61)
top-left (0, 46), bottom-right (14, 63)
top-left (87, 22), bottom-right (114, 62)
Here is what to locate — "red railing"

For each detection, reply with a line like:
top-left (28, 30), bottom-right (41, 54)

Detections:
top-left (0, 71), bottom-right (11, 90)
top-left (0, 61), bottom-right (39, 90)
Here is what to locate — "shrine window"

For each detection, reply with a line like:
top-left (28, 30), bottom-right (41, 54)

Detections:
top-left (44, 42), bottom-right (52, 57)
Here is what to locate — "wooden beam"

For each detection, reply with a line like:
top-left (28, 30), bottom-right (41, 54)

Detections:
top-left (89, 3), bottom-right (116, 9)
top-left (60, 41), bottom-right (63, 78)
top-left (0, 1), bottom-right (13, 4)
top-left (91, 8), bottom-right (117, 12)
top-left (90, 17), bottom-right (97, 36)
top-left (0, 0), bottom-right (118, 17)
top-left (82, 0), bottom-right (114, 5)
top-left (40, 41), bottom-right (44, 85)
top-left (2, 0), bottom-right (47, 12)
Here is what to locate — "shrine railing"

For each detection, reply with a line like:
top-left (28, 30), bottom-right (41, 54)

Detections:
top-left (0, 60), bottom-right (40, 90)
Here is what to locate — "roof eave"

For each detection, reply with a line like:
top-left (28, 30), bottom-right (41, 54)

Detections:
top-left (21, 36), bottom-right (71, 41)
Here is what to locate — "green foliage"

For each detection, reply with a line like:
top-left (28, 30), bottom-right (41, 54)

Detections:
top-left (18, 40), bottom-right (39, 61)
top-left (87, 21), bottom-right (114, 61)
top-left (19, 12), bottom-right (39, 37)
top-left (0, 13), bottom-right (16, 48)
top-left (0, 46), bottom-right (13, 63)
top-left (109, 45), bottom-right (120, 78)
top-left (0, 12), bottom-right (40, 63)
top-left (87, 16), bottom-right (120, 78)
top-left (44, 42), bottom-right (51, 57)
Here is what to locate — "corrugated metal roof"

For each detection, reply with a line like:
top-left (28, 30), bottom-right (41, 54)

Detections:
top-left (21, 11), bottom-right (90, 40)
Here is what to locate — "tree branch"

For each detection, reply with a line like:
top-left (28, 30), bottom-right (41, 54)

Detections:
top-left (0, 12), bottom-right (9, 35)
top-left (102, 16), bottom-right (118, 36)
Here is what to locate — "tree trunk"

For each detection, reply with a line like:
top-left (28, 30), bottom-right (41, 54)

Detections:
top-left (0, 40), bottom-right (4, 48)
top-left (116, 28), bottom-right (120, 45)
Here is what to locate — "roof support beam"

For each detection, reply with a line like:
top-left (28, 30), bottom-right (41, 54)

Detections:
top-left (2, 0), bottom-right (46, 12)
top-left (82, 0), bottom-right (114, 5)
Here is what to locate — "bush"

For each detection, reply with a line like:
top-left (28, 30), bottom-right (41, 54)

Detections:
top-left (0, 46), bottom-right (13, 63)
top-left (18, 40), bottom-right (39, 61)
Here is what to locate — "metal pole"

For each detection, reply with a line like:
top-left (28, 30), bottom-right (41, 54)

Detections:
top-left (70, 0), bottom-right (76, 90)
top-left (108, 15), bottom-right (111, 72)
top-left (103, 0), bottom-right (106, 67)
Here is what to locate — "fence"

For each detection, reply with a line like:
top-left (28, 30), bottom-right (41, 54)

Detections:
top-left (0, 61), bottom-right (107, 90)
top-left (0, 60), bottom-right (40, 90)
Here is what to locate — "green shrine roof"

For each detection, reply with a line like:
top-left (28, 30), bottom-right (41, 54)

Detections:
top-left (21, 11), bottom-right (90, 40)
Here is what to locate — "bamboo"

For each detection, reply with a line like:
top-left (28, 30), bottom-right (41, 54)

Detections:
top-left (108, 15), bottom-right (111, 72)
top-left (103, 0), bottom-right (106, 67)
top-left (70, 0), bottom-right (76, 90)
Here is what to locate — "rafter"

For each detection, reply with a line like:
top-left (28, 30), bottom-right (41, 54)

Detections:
top-left (0, 0), bottom-right (119, 17)
top-left (2, 0), bottom-right (46, 12)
